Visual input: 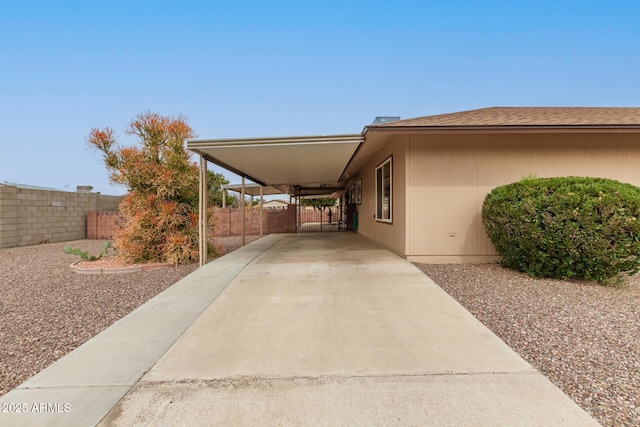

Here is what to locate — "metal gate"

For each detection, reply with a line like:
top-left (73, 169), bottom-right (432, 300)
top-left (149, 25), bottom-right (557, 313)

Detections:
top-left (296, 201), bottom-right (344, 232)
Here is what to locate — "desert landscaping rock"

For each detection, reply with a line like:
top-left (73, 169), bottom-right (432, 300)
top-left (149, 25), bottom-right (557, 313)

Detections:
top-left (70, 259), bottom-right (173, 274)
top-left (415, 262), bottom-right (640, 427)
top-left (2, 237), bottom-right (636, 426)
top-left (0, 236), bottom-right (259, 398)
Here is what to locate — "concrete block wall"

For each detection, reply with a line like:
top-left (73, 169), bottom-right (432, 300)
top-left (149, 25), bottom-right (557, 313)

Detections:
top-left (298, 206), bottom-right (340, 224)
top-left (87, 211), bottom-right (126, 240)
top-left (213, 206), bottom-right (296, 236)
top-left (75, 204), bottom-right (296, 241)
top-left (96, 195), bottom-right (123, 212)
top-left (0, 184), bottom-right (123, 249)
top-left (0, 185), bottom-right (18, 249)
top-left (263, 207), bottom-right (297, 234)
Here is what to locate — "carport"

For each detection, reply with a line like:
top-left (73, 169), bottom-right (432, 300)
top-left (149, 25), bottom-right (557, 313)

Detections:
top-left (187, 134), bottom-right (364, 265)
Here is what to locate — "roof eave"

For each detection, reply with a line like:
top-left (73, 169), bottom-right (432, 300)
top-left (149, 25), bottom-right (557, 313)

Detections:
top-left (365, 125), bottom-right (640, 134)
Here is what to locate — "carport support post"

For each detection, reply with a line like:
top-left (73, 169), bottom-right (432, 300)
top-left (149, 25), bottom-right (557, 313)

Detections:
top-left (295, 187), bottom-right (300, 232)
top-left (241, 176), bottom-right (246, 246)
top-left (222, 189), bottom-right (226, 208)
top-left (198, 155), bottom-right (208, 267)
top-left (259, 185), bottom-right (264, 237)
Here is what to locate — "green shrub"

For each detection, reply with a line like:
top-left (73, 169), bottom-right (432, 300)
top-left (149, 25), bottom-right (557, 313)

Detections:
top-left (482, 176), bottom-right (640, 285)
top-left (63, 241), bottom-right (112, 261)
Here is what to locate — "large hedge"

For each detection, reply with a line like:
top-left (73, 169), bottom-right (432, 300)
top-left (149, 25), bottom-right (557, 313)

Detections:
top-left (482, 176), bottom-right (640, 284)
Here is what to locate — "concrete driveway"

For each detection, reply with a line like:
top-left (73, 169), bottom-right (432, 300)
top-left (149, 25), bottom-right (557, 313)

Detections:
top-left (0, 233), bottom-right (597, 426)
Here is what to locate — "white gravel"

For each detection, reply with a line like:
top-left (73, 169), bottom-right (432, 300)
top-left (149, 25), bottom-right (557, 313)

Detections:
top-left (415, 263), bottom-right (640, 427)
top-left (0, 236), bottom-right (260, 398)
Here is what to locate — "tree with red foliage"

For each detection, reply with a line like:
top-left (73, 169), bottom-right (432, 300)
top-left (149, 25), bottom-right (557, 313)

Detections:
top-left (88, 112), bottom-right (205, 264)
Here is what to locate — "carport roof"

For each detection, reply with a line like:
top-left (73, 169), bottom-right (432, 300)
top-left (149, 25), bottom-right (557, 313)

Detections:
top-left (187, 134), bottom-right (363, 192)
top-left (221, 183), bottom-right (286, 197)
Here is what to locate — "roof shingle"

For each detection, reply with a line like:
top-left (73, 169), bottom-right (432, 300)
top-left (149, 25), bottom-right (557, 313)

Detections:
top-left (369, 107), bottom-right (640, 128)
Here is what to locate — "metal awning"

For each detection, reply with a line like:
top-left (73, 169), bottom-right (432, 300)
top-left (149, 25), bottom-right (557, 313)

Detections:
top-left (221, 183), bottom-right (287, 197)
top-left (189, 133), bottom-right (364, 265)
top-left (187, 134), bottom-right (364, 191)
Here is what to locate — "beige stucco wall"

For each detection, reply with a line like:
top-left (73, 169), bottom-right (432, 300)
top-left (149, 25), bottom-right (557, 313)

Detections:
top-left (404, 132), bottom-right (640, 263)
top-left (354, 136), bottom-right (407, 256)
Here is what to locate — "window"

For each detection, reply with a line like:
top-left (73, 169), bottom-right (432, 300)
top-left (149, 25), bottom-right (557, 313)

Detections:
top-left (376, 157), bottom-right (392, 222)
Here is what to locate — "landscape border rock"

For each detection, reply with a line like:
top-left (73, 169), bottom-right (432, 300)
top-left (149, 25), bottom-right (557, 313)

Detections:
top-left (70, 260), bottom-right (173, 275)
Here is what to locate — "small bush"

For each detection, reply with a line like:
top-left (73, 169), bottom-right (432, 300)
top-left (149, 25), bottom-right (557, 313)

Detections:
top-left (63, 241), bottom-right (112, 261)
top-left (482, 176), bottom-right (640, 285)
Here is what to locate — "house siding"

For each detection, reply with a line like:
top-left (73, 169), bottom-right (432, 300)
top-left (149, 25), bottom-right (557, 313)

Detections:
top-left (354, 137), bottom-right (407, 256)
top-left (405, 132), bottom-right (640, 263)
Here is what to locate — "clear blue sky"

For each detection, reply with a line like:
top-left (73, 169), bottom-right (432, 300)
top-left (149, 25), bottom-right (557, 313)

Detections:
top-left (1, 0), bottom-right (639, 195)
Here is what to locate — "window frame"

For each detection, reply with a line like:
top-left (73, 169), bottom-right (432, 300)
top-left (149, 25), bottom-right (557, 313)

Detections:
top-left (375, 156), bottom-right (392, 223)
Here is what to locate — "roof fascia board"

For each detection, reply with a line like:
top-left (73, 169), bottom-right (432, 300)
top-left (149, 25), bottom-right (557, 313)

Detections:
top-left (365, 126), bottom-right (640, 134)
top-left (338, 140), bottom-right (367, 182)
top-left (188, 134), bottom-right (363, 148)
top-left (339, 133), bottom-right (399, 182)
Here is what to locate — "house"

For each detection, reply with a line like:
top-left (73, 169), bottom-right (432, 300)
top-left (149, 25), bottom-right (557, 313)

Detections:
top-left (188, 107), bottom-right (640, 263)
top-left (262, 199), bottom-right (290, 209)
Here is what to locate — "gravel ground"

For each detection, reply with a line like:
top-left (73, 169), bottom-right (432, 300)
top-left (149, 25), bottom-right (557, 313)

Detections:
top-left (0, 236), bottom-right (260, 398)
top-left (415, 263), bottom-right (640, 427)
top-left (3, 239), bottom-right (638, 426)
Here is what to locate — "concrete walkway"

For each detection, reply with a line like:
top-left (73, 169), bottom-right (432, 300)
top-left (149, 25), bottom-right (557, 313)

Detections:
top-left (0, 233), bottom-right (598, 426)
